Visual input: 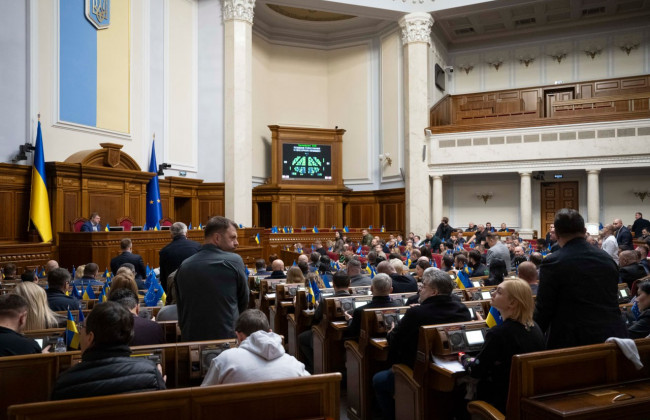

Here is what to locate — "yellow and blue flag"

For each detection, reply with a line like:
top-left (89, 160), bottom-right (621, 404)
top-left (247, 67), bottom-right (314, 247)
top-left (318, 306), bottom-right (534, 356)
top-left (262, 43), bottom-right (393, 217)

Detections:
top-left (29, 119), bottom-right (52, 243)
top-left (83, 284), bottom-right (96, 300)
top-left (457, 269), bottom-right (473, 288)
top-left (255, 233), bottom-right (260, 244)
top-left (306, 281), bottom-right (316, 305)
top-left (77, 307), bottom-right (85, 325)
top-left (71, 285), bottom-right (82, 300)
top-left (312, 226), bottom-right (319, 233)
top-left (145, 140), bottom-right (163, 231)
top-left (454, 276), bottom-right (466, 290)
top-left (66, 309), bottom-right (80, 350)
top-left (381, 225), bottom-right (386, 232)
top-left (104, 223), bottom-right (109, 232)
top-left (322, 273), bottom-right (331, 288)
top-left (486, 306), bottom-right (503, 328)
top-left (343, 226), bottom-right (349, 233)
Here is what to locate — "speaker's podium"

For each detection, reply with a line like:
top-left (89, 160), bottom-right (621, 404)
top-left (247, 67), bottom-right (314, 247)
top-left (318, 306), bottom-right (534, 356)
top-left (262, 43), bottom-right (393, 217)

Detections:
top-left (252, 125), bottom-right (350, 229)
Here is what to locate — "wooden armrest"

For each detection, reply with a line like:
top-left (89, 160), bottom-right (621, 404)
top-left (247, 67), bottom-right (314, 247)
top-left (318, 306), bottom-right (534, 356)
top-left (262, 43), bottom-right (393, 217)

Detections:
top-left (466, 401), bottom-right (505, 420)
top-left (344, 339), bottom-right (362, 359)
top-left (392, 364), bottom-right (419, 389)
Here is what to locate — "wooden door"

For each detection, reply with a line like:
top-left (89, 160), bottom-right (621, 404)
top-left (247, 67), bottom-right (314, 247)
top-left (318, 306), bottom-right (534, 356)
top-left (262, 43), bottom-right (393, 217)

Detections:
top-left (545, 88), bottom-right (574, 117)
top-left (540, 182), bottom-right (579, 238)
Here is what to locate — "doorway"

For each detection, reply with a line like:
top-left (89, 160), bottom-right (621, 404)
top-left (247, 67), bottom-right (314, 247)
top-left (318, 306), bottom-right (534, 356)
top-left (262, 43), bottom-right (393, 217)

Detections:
top-left (544, 88), bottom-right (574, 118)
top-left (540, 181), bottom-right (579, 239)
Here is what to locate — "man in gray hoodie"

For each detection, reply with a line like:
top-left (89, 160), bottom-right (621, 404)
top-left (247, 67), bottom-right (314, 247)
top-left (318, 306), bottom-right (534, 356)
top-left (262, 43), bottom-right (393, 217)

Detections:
top-left (201, 309), bottom-right (309, 385)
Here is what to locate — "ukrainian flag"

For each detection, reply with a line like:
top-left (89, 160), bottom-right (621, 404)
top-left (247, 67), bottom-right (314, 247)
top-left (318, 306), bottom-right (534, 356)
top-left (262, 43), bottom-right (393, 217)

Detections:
top-left (29, 120), bottom-right (52, 243)
top-left (457, 269), bottom-right (473, 288)
top-left (66, 309), bottom-right (80, 350)
top-left (381, 225), bottom-right (386, 232)
top-left (306, 282), bottom-right (316, 305)
top-left (312, 226), bottom-right (319, 233)
top-left (83, 284), bottom-right (96, 300)
top-left (343, 226), bottom-right (349, 233)
top-left (255, 233), bottom-right (260, 244)
top-left (454, 276), bottom-right (465, 290)
top-left (485, 306), bottom-right (503, 328)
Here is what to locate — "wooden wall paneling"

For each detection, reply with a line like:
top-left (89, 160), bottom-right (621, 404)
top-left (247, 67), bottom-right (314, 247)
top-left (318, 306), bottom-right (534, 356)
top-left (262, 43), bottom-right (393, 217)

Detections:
top-left (15, 192), bottom-right (30, 242)
top-left (295, 202), bottom-right (318, 228)
top-left (322, 202), bottom-right (335, 227)
top-left (129, 196), bottom-right (140, 224)
top-left (278, 202), bottom-right (293, 227)
top-left (88, 192), bottom-right (124, 231)
top-left (198, 183), bottom-right (225, 225)
top-left (63, 192), bottom-right (78, 231)
top-left (521, 89), bottom-right (541, 112)
top-left (0, 164), bottom-right (32, 241)
top-left (0, 192), bottom-right (13, 241)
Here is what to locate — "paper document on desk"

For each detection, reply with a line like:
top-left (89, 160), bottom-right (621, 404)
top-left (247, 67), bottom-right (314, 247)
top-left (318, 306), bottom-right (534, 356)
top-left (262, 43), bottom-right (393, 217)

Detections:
top-left (433, 355), bottom-right (465, 373)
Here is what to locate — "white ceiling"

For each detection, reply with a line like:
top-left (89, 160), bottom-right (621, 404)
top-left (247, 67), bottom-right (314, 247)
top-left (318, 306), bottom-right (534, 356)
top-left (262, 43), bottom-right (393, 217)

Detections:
top-left (253, 0), bottom-right (650, 49)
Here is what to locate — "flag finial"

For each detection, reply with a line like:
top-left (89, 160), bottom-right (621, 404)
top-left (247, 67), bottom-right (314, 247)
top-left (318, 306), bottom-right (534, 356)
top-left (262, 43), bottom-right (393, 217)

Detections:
top-left (38, 113), bottom-right (41, 121)
top-left (153, 132), bottom-right (155, 140)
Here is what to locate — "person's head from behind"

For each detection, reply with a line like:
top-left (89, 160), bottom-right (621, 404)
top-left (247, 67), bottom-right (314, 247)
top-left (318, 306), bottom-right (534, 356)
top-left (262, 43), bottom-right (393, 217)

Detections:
top-left (297, 261), bottom-right (309, 276)
top-left (108, 287), bottom-right (139, 314)
top-left (320, 255), bottom-right (331, 268)
top-left (490, 279), bottom-right (535, 327)
top-left (45, 260), bottom-right (59, 273)
top-left (389, 258), bottom-right (405, 275)
top-left (297, 254), bottom-right (309, 264)
top-left (82, 302), bottom-right (134, 353)
top-left (442, 254), bottom-right (454, 270)
top-left (21, 270), bottom-right (37, 283)
top-left (255, 259), bottom-right (266, 272)
top-left (468, 249), bottom-right (482, 266)
top-left (286, 266), bottom-right (304, 284)
top-left (109, 274), bottom-right (139, 299)
top-left (529, 252), bottom-right (543, 268)
top-left (419, 269), bottom-right (453, 303)
top-left (517, 262), bottom-right (538, 285)
top-left (0, 294), bottom-right (29, 332)
top-left (12, 281), bottom-right (55, 330)
top-left (204, 216), bottom-right (239, 252)
top-left (310, 252), bottom-right (321, 265)
top-left (234, 309), bottom-right (269, 343)
top-left (347, 258), bottom-right (361, 276)
top-left (271, 259), bottom-right (285, 272)
top-left (116, 265), bottom-right (136, 281)
top-left (171, 222), bottom-right (188, 239)
top-left (3, 263), bottom-right (17, 278)
top-left (371, 273), bottom-right (393, 297)
top-left (75, 265), bottom-right (85, 279)
top-left (332, 270), bottom-right (350, 291)
top-left (636, 281), bottom-right (650, 312)
top-left (84, 263), bottom-right (99, 278)
top-left (554, 209), bottom-right (586, 245)
top-left (488, 258), bottom-right (507, 284)
top-left (120, 238), bottom-right (133, 252)
top-left (376, 260), bottom-right (395, 275)
top-left (619, 250), bottom-right (638, 268)
top-left (47, 268), bottom-right (71, 292)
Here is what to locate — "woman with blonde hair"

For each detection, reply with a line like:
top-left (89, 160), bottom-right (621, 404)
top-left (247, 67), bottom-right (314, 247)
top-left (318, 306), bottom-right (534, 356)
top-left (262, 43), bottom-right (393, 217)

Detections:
top-left (12, 281), bottom-right (62, 330)
top-left (286, 266), bottom-right (305, 284)
top-left (305, 271), bottom-right (325, 290)
top-left (460, 278), bottom-right (545, 413)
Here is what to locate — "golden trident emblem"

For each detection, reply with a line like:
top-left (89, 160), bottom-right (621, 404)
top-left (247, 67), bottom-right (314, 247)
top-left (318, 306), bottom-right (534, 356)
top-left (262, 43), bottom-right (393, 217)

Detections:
top-left (92, 0), bottom-right (108, 23)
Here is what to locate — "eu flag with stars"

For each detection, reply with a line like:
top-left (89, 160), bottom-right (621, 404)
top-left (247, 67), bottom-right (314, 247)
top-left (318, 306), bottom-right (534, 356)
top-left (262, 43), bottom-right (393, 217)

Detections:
top-left (145, 140), bottom-right (163, 230)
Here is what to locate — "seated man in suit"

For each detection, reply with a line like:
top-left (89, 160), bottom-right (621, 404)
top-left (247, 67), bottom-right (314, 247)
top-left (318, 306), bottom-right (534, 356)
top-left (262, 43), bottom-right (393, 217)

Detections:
top-left (46, 268), bottom-right (78, 311)
top-left (202, 309), bottom-right (308, 385)
top-left (265, 259), bottom-right (287, 279)
top-left (80, 212), bottom-right (102, 232)
top-left (346, 273), bottom-right (400, 341)
top-left (72, 263), bottom-right (104, 287)
top-left (51, 301), bottom-right (166, 400)
top-left (0, 294), bottom-right (46, 356)
top-left (376, 260), bottom-right (417, 293)
top-left (108, 288), bottom-right (164, 346)
top-left (347, 258), bottom-right (371, 287)
top-left (110, 238), bottom-right (147, 280)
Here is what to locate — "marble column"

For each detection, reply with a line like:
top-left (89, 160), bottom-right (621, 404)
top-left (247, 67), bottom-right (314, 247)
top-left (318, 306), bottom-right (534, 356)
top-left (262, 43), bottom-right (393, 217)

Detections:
top-left (222, 0), bottom-right (254, 225)
top-left (519, 172), bottom-right (533, 239)
top-left (398, 12), bottom-right (434, 235)
top-left (586, 169), bottom-right (600, 225)
top-left (432, 175), bottom-right (443, 230)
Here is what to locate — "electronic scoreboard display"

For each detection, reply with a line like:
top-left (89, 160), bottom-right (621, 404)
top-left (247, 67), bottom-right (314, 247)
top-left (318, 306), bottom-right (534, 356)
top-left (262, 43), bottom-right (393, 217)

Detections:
top-left (281, 143), bottom-right (332, 180)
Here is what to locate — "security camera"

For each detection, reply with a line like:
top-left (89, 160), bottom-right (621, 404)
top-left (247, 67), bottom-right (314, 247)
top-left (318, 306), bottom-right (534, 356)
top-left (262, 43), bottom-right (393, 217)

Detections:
top-left (444, 66), bottom-right (454, 73)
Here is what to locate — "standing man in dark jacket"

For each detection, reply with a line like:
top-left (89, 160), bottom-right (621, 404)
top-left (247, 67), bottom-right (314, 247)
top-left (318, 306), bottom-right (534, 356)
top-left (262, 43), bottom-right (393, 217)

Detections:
top-left (51, 302), bottom-right (165, 400)
top-left (175, 216), bottom-right (249, 341)
top-left (46, 268), bottom-right (78, 311)
top-left (159, 222), bottom-right (201, 302)
top-left (535, 209), bottom-right (627, 350)
top-left (614, 218), bottom-right (634, 251)
top-left (373, 269), bottom-right (471, 420)
top-left (632, 212), bottom-right (650, 239)
top-left (110, 238), bottom-right (147, 279)
top-left (434, 217), bottom-right (454, 241)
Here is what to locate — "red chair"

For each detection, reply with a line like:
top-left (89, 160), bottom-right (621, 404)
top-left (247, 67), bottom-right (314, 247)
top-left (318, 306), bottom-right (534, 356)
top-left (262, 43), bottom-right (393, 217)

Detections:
top-left (117, 216), bottom-right (135, 231)
top-left (361, 245), bottom-right (370, 254)
top-left (398, 246), bottom-right (406, 253)
top-left (159, 217), bottom-right (174, 227)
top-left (431, 254), bottom-right (443, 268)
top-left (327, 252), bottom-right (340, 261)
top-left (70, 218), bottom-right (88, 232)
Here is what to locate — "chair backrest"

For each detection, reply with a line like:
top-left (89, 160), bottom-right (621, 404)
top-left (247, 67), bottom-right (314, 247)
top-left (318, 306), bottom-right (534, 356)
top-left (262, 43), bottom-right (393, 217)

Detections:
top-left (117, 216), bottom-right (135, 231)
top-left (70, 218), bottom-right (87, 232)
top-left (160, 217), bottom-right (174, 227)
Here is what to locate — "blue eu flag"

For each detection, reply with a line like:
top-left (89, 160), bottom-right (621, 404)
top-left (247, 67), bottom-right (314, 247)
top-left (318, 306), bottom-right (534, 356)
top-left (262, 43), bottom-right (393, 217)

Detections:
top-left (145, 140), bottom-right (163, 230)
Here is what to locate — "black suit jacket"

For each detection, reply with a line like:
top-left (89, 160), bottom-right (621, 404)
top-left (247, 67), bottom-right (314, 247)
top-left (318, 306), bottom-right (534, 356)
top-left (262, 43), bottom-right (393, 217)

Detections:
top-left (80, 221), bottom-right (102, 232)
top-left (632, 218), bottom-right (650, 238)
top-left (389, 273), bottom-right (418, 293)
top-left (620, 264), bottom-right (648, 289)
top-left (534, 237), bottom-right (627, 350)
top-left (388, 294), bottom-right (471, 368)
top-left (110, 252), bottom-right (147, 279)
top-left (616, 226), bottom-right (634, 251)
top-left (159, 236), bottom-right (201, 293)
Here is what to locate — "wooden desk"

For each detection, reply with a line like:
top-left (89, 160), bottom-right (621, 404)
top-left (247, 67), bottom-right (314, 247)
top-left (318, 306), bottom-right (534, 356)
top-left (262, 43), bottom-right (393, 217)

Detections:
top-left (0, 242), bottom-right (53, 274)
top-left (58, 231), bottom-right (261, 271)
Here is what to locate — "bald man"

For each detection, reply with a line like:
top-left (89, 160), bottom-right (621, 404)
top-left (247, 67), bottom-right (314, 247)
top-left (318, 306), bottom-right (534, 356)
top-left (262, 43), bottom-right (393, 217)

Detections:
top-left (613, 218), bottom-right (633, 251)
top-left (266, 260), bottom-right (286, 279)
top-left (376, 261), bottom-right (417, 293)
top-left (517, 262), bottom-right (539, 295)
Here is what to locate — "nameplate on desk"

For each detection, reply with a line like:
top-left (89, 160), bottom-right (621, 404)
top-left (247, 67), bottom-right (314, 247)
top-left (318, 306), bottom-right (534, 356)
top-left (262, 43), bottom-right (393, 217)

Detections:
top-left (266, 293), bottom-right (276, 299)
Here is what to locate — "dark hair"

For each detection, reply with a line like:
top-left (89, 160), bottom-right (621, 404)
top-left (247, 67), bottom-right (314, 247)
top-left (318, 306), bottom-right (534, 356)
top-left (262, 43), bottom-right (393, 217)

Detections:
top-left (416, 259), bottom-right (429, 271)
top-left (255, 259), bottom-right (266, 271)
top-left (639, 281), bottom-right (650, 295)
top-left (486, 232), bottom-right (499, 241)
top-left (204, 216), bottom-right (237, 239)
top-left (310, 252), bottom-right (321, 264)
top-left (0, 294), bottom-right (29, 318)
top-left (419, 246), bottom-right (432, 259)
top-left (108, 287), bottom-right (138, 310)
top-left (90, 212), bottom-right (99, 219)
top-left (47, 268), bottom-right (70, 289)
top-left (119, 262), bottom-right (136, 275)
top-left (529, 252), bottom-right (543, 267)
top-left (554, 208), bottom-right (585, 237)
top-left (3, 263), bottom-right (16, 276)
top-left (86, 302), bottom-right (134, 347)
top-left (388, 253), bottom-right (402, 260)
top-left (332, 271), bottom-right (350, 289)
top-left (455, 254), bottom-right (467, 265)
top-left (84, 263), bottom-right (99, 277)
top-left (120, 238), bottom-right (132, 250)
top-left (297, 260), bottom-right (309, 275)
top-left (20, 270), bottom-right (35, 282)
top-left (442, 254), bottom-right (454, 268)
top-left (468, 249), bottom-right (482, 264)
top-left (486, 258), bottom-right (507, 286)
top-left (513, 255), bottom-right (528, 267)
top-left (235, 309), bottom-right (269, 337)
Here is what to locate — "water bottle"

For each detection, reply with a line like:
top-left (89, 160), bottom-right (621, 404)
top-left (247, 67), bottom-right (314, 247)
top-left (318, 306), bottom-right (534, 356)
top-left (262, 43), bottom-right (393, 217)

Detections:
top-left (54, 337), bottom-right (66, 353)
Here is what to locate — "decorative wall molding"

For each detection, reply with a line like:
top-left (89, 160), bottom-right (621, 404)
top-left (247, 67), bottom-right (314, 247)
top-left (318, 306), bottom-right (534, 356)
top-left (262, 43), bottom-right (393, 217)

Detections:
top-left (398, 12), bottom-right (433, 45)
top-left (221, 0), bottom-right (254, 24)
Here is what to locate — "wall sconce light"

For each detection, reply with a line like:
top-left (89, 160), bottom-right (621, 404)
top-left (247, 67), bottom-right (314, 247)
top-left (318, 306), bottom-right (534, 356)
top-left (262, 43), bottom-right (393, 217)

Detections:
top-left (583, 47), bottom-right (602, 59)
top-left (486, 59), bottom-right (504, 71)
top-left (379, 153), bottom-right (392, 166)
top-left (518, 55), bottom-right (535, 67)
top-left (458, 63), bottom-right (474, 74)
top-left (620, 42), bottom-right (640, 55)
top-left (633, 189), bottom-right (650, 202)
top-left (548, 51), bottom-right (567, 64)
top-left (476, 192), bottom-right (493, 204)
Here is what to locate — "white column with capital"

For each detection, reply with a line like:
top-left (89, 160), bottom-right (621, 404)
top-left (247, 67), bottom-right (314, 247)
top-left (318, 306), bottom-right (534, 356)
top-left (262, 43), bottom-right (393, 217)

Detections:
top-left (432, 175), bottom-right (443, 229)
top-left (398, 12), bottom-right (433, 235)
top-left (519, 172), bottom-right (534, 239)
top-left (222, 0), bottom-right (254, 225)
top-left (586, 169), bottom-right (600, 226)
